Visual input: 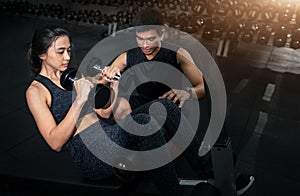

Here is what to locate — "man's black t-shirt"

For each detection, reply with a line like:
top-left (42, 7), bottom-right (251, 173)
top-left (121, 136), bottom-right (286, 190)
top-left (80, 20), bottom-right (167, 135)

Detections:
top-left (123, 42), bottom-right (183, 110)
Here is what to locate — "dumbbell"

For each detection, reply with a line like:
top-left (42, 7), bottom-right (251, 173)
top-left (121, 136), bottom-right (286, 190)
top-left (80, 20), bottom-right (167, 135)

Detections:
top-left (60, 67), bottom-right (77, 91)
top-left (60, 65), bottom-right (120, 109)
top-left (279, 3), bottom-right (294, 23)
top-left (92, 83), bottom-right (113, 109)
top-left (241, 29), bottom-right (255, 43)
top-left (257, 24), bottom-right (272, 45)
top-left (232, 1), bottom-right (248, 18)
top-left (60, 64), bottom-right (120, 91)
top-left (257, 30), bottom-right (271, 45)
top-left (261, 6), bottom-right (276, 22)
top-left (226, 24), bottom-right (241, 41)
top-left (246, 2), bottom-right (262, 19)
top-left (273, 25), bottom-right (288, 47)
top-left (290, 27), bottom-right (300, 49)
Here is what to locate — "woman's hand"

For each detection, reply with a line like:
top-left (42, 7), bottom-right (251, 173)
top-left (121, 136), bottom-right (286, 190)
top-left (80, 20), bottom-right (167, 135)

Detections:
top-left (73, 77), bottom-right (94, 103)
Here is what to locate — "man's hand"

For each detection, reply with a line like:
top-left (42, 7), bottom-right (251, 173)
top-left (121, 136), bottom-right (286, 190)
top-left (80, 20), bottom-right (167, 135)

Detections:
top-left (101, 66), bottom-right (121, 82)
top-left (159, 89), bottom-right (190, 108)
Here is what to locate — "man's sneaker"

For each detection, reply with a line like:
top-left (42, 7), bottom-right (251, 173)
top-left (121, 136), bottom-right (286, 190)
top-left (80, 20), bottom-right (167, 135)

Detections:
top-left (236, 174), bottom-right (255, 195)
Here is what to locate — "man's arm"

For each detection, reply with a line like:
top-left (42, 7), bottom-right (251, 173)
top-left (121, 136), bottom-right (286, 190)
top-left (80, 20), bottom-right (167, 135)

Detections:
top-left (101, 52), bottom-right (127, 82)
top-left (177, 47), bottom-right (206, 100)
top-left (160, 48), bottom-right (205, 108)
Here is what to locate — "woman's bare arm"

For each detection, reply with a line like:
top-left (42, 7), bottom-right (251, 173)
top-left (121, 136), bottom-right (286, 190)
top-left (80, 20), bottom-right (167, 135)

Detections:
top-left (26, 78), bottom-right (93, 151)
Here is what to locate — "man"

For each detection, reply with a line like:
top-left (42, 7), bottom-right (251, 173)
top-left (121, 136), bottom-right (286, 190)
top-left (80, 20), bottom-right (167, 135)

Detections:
top-left (102, 8), bottom-right (205, 110)
top-left (102, 8), bottom-right (254, 195)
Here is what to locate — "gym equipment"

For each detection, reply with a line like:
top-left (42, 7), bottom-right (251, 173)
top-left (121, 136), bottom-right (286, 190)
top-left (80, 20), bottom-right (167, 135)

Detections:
top-left (241, 29), bottom-right (255, 43)
top-left (60, 64), bottom-right (120, 91)
top-left (179, 1), bottom-right (189, 11)
top-left (206, 2), bottom-right (216, 15)
top-left (273, 25), bottom-right (288, 47)
top-left (126, 0), bottom-right (133, 5)
top-left (226, 25), bottom-right (240, 41)
top-left (191, 0), bottom-right (206, 15)
top-left (93, 83), bottom-right (112, 109)
top-left (246, 3), bottom-right (262, 20)
top-left (257, 25), bottom-right (272, 45)
top-left (202, 28), bottom-right (214, 40)
top-left (215, 1), bottom-right (230, 16)
top-left (145, 0), bottom-right (154, 7)
top-left (290, 27), bottom-right (300, 49)
top-left (279, 3), bottom-right (294, 23)
top-left (261, 6), bottom-right (276, 22)
top-left (157, 1), bottom-right (165, 9)
top-left (202, 18), bottom-right (216, 40)
top-left (211, 137), bottom-right (237, 196)
top-left (211, 17), bottom-right (224, 38)
top-left (232, 1), bottom-right (248, 18)
top-left (257, 31), bottom-right (271, 45)
top-left (60, 65), bottom-right (120, 109)
top-left (179, 131), bottom-right (237, 196)
top-left (60, 67), bottom-right (77, 91)
top-left (135, 0), bottom-right (143, 7)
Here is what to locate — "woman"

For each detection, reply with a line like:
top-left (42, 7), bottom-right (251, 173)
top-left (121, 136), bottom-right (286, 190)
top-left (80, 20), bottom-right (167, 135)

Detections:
top-left (25, 25), bottom-right (184, 195)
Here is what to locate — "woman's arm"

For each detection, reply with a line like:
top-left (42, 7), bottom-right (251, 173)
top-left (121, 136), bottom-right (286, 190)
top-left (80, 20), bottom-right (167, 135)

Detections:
top-left (26, 78), bottom-right (93, 152)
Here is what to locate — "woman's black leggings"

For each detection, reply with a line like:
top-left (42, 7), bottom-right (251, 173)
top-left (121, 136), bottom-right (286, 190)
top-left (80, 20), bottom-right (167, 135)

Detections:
top-left (131, 98), bottom-right (203, 167)
top-left (67, 100), bottom-right (185, 195)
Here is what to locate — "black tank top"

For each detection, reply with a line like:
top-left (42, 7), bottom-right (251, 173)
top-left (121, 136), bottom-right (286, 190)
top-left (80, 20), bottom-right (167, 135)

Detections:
top-left (124, 42), bottom-right (182, 110)
top-left (34, 75), bottom-right (72, 123)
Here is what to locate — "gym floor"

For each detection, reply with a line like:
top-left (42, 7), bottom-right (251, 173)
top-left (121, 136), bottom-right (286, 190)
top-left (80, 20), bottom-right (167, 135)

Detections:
top-left (1, 11), bottom-right (300, 196)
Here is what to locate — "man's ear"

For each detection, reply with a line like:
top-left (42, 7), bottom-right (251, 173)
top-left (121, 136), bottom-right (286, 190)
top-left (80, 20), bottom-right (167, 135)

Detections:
top-left (160, 28), bottom-right (166, 41)
top-left (160, 27), bottom-right (166, 36)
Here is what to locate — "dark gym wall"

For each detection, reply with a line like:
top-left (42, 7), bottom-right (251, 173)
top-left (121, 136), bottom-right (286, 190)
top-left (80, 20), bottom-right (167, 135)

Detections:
top-left (2, 0), bottom-right (71, 6)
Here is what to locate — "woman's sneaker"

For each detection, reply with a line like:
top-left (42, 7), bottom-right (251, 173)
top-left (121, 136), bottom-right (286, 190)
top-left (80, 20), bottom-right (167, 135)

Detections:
top-left (236, 174), bottom-right (255, 195)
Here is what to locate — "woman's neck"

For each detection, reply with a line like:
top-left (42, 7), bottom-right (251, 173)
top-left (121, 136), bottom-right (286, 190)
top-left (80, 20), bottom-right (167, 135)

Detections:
top-left (40, 65), bottom-right (61, 80)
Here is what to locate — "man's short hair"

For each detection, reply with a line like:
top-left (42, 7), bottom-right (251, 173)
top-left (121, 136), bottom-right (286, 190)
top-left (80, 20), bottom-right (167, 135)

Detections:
top-left (132, 8), bottom-right (166, 34)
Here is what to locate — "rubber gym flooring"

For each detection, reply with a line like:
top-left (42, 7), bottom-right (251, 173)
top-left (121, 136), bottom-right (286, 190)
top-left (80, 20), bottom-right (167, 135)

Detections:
top-left (1, 11), bottom-right (300, 196)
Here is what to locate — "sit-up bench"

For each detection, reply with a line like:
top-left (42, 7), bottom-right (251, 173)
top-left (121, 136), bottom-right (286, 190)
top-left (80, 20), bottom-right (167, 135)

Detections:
top-left (0, 146), bottom-right (128, 196)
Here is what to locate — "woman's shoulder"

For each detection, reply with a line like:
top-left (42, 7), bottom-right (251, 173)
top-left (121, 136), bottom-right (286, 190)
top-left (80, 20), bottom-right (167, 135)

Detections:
top-left (26, 80), bottom-right (48, 99)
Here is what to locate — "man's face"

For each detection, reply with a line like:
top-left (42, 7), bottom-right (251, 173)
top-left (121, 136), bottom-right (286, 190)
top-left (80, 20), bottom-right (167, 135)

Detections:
top-left (136, 29), bottom-right (161, 56)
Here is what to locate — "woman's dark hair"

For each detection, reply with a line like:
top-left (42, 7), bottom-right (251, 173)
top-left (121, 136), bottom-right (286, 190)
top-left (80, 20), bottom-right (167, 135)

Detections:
top-left (132, 8), bottom-right (166, 35)
top-left (27, 25), bottom-right (72, 76)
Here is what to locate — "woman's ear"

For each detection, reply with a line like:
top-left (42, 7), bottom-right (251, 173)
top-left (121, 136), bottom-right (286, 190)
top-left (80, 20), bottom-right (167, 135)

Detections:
top-left (39, 54), bottom-right (46, 60)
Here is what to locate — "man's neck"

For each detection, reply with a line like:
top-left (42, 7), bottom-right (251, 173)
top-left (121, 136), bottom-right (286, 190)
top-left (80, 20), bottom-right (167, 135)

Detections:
top-left (144, 46), bottom-right (161, 61)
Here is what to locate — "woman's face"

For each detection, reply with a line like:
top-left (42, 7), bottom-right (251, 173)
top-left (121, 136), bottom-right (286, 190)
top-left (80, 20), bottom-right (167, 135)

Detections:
top-left (40, 35), bottom-right (71, 72)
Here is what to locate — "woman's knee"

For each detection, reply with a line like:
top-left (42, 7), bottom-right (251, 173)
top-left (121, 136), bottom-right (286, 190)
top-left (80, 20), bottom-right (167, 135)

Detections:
top-left (131, 113), bottom-right (152, 125)
top-left (113, 97), bottom-right (132, 121)
top-left (157, 98), bottom-right (179, 112)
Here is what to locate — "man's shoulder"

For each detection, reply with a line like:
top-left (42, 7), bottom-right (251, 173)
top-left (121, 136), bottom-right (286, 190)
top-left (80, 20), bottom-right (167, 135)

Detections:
top-left (161, 41), bottom-right (181, 52)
